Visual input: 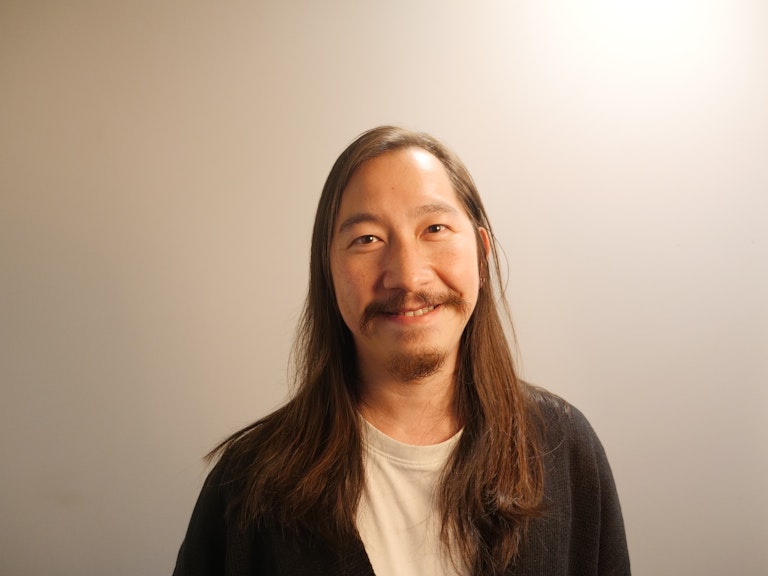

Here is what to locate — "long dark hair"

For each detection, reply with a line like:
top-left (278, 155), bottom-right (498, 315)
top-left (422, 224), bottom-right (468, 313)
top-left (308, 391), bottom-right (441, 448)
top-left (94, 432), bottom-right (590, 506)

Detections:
top-left (211, 126), bottom-right (544, 575)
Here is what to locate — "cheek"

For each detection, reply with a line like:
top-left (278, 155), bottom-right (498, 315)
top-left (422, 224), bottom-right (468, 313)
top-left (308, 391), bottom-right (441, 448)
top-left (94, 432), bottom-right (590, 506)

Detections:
top-left (439, 243), bottom-right (482, 293)
top-left (330, 259), bottom-right (366, 330)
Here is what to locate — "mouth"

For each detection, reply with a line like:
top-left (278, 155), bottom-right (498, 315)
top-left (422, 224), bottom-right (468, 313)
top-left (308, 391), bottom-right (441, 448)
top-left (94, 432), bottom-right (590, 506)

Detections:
top-left (391, 304), bottom-right (438, 318)
top-left (360, 290), bottom-right (467, 334)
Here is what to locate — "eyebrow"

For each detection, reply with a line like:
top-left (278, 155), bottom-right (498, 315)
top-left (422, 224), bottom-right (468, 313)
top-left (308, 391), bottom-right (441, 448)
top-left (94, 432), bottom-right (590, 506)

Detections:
top-left (336, 212), bottom-right (384, 235)
top-left (336, 203), bottom-right (460, 235)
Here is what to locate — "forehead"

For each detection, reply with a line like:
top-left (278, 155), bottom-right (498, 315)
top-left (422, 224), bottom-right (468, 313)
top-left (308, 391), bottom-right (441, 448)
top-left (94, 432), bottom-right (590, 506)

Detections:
top-left (335, 147), bottom-right (465, 227)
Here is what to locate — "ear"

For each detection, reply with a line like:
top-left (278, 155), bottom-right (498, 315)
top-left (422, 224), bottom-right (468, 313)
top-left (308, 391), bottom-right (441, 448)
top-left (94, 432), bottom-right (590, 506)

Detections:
top-left (478, 226), bottom-right (491, 258)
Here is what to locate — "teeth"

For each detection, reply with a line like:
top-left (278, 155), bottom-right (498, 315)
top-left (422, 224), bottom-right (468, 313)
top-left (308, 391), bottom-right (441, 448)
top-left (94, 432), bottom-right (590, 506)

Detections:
top-left (401, 305), bottom-right (436, 317)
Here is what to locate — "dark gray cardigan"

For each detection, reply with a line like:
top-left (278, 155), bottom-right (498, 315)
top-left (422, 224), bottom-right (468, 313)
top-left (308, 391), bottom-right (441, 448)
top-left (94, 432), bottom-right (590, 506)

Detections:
top-left (173, 392), bottom-right (630, 576)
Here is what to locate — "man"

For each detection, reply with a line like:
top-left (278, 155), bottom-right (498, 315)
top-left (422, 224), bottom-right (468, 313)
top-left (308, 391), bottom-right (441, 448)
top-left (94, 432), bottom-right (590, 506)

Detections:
top-left (173, 126), bottom-right (630, 576)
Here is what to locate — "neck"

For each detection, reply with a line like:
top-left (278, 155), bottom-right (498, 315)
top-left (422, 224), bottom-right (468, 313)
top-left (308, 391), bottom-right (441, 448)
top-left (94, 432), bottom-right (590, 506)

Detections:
top-left (356, 368), bottom-right (461, 446)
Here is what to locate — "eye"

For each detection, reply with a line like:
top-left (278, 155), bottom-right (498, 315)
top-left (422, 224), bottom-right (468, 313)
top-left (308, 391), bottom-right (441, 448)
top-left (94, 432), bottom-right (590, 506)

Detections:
top-left (426, 224), bottom-right (446, 234)
top-left (352, 234), bottom-right (380, 246)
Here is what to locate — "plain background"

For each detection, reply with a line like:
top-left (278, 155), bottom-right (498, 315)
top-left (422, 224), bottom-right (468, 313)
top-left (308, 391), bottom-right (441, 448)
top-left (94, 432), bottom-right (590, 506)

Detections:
top-left (1, 1), bottom-right (766, 575)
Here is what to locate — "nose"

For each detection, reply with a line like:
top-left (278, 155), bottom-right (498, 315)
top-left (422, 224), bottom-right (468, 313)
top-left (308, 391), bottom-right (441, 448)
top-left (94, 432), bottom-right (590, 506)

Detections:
top-left (381, 238), bottom-right (434, 291)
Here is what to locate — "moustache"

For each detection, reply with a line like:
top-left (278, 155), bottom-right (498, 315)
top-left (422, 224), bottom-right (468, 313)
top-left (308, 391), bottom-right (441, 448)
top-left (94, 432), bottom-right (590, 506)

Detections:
top-left (359, 290), bottom-right (471, 334)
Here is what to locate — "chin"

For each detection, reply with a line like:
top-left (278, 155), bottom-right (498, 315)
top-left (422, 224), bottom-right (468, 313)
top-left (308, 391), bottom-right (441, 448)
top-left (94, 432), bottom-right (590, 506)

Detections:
top-left (384, 349), bottom-right (446, 382)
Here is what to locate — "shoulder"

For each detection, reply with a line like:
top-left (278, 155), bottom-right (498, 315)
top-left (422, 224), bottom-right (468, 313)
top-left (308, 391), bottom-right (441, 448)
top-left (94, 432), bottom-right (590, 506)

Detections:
top-left (210, 405), bottom-right (290, 481)
top-left (525, 384), bottom-right (601, 449)
top-left (523, 383), bottom-right (617, 487)
top-left (521, 384), bottom-right (631, 574)
top-left (173, 414), bottom-right (286, 576)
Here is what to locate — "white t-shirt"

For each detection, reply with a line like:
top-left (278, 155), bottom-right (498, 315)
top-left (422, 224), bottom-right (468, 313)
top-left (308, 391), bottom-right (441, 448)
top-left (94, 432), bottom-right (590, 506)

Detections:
top-left (356, 419), bottom-right (467, 576)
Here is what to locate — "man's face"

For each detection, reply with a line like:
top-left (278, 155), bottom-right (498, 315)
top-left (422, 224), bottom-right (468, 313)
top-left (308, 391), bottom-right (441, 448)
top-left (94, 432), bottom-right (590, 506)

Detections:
top-left (329, 147), bottom-right (489, 382)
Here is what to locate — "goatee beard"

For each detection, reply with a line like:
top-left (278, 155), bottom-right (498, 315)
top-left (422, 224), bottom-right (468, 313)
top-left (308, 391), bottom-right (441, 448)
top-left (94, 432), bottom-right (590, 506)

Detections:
top-left (385, 349), bottom-right (446, 382)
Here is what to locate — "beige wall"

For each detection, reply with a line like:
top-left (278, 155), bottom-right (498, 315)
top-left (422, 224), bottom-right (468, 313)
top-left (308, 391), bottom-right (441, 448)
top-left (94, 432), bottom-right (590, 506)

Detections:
top-left (1, 1), bottom-right (766, 574)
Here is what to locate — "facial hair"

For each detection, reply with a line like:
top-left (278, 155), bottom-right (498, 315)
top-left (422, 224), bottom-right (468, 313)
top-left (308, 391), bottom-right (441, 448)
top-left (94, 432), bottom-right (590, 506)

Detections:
top-left (359, 289), bottom-right (471, 335)
top-left (384, 348), bottom-right (447, 382)
top-left (358, 289), bottom-right (469, 382)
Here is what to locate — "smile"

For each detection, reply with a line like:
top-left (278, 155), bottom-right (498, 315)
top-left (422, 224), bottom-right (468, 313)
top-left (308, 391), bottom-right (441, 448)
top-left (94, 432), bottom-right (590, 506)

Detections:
top-left (393, 305), bottom-right (437, 317)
